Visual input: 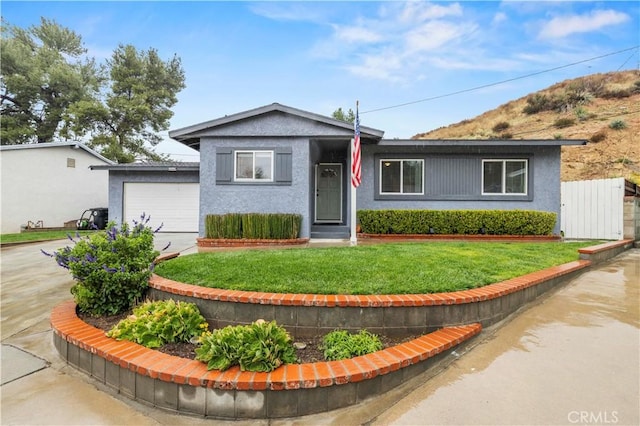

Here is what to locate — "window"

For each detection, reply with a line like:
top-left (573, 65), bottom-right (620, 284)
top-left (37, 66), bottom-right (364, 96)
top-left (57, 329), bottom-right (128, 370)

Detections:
top-left (482, 159), bottom-right (527, 195)
top-left (234, 151), bottom-right (273, 181)
top-left (380, 159), bottom-right (424, 194)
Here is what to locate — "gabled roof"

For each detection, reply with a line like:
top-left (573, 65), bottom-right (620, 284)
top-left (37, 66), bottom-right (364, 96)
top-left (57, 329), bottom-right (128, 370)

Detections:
top-left (0, 141), bottom-right (115, 164)
top-left (169, 102), bottom-right (385, 150)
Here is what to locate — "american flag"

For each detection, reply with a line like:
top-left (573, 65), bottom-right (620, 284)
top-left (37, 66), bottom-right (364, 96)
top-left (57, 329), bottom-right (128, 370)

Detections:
top-left (351, 104), bottom-right (361, 188)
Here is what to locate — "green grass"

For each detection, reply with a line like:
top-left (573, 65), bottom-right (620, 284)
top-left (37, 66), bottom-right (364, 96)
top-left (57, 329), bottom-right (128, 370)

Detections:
top-left (155, 241), bottom-right (597, 295)
top-left (0, 230), bottom-right (95, 244)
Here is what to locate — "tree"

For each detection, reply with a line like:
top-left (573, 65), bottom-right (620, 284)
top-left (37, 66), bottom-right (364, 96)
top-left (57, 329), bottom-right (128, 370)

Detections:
top-left (332, 107), bottom-right (355, 124)
top-left (1, 18), bottom-right (102, 144)
top-left (1, 19), bottom-right (186, 163)
top-left (63, 44), bottom-right (186, 162)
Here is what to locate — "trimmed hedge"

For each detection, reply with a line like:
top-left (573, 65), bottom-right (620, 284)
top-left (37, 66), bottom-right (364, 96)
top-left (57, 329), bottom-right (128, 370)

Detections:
top-left (205, 213), bottom-right (302, 239)
top-left (357, 210), bottom-right (556, 236)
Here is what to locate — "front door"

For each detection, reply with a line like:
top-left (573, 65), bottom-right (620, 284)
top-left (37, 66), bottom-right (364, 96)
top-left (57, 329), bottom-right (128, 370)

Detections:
top-left (315, 163), bottom-right (342, 222)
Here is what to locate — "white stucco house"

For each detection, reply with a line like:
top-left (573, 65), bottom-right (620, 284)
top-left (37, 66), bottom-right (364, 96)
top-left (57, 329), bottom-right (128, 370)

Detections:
top-left (0, 142), bottom-right (113, 234)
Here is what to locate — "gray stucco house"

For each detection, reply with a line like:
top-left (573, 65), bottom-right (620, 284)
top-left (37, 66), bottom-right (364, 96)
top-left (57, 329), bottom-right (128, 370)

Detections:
top-left (95, 103), bottom-right (585, 237)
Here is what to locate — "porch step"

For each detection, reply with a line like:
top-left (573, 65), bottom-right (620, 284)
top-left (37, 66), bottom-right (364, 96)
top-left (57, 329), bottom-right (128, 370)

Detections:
top-left (311, 224), bottom-right (350, 239)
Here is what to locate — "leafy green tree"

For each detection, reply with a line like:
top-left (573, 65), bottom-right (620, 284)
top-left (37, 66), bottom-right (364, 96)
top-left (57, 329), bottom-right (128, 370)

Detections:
top-left (63, 44), bottom-right (186, 162)
top-left (0, 18), bottom-right (102, 144)
top-left (332, 107), bottom-right (355, 124)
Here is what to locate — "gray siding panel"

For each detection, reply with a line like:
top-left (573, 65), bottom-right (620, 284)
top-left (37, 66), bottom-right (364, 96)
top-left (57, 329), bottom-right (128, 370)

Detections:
top-left (426, 157), bottom-right (478, 196)
top-left (361, 145), bottom-right (563, 234)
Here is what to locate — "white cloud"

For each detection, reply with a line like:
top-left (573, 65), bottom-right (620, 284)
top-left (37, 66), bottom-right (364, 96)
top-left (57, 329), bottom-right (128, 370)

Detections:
top-left (539, 9), bottom-right (630, 39)
top-left (405, 20), bottom-right (477, 53)
top-left (332, 25), bottom-right (382, 44)
top-left (492, 12), bottom-right (507, 25)
top-left (395, 1), bottom-right (463, 24)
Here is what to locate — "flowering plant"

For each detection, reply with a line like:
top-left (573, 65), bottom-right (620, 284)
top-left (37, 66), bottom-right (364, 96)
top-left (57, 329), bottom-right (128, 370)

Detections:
top-left (43, 213), bottom-right (167, 315)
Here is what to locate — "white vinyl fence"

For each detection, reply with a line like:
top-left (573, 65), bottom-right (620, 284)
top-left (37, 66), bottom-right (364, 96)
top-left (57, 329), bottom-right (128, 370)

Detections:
top-left (561, 178), bottom-right (625, 240)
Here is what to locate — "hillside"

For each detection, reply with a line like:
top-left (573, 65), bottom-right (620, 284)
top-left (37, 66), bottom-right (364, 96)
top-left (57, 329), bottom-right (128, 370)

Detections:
top-left (414, 70), bottom-right (640, 183)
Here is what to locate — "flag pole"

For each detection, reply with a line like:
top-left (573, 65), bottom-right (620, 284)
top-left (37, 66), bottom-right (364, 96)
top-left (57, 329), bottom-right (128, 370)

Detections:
top-left (350, 100), bottom-right (360, 246)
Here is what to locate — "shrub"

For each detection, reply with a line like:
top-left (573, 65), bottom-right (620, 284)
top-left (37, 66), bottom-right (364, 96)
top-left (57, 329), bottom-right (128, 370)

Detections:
top-left (43, 214), bottom-right (163, 315)
top-left (523, 94), bottom-right (550, 114)
top-left (357, 209), bottom-right (557, 236)
top-left (609, 120), bottom-right (627, 130)
top-left (590, 130), bottom-right (607, 143)
top-left (574, 107), bottom-right (589, 121)
top-left (204, 213), bottom-right (301, 239)
top-left (321, 330), bottom-right (383, 361)
top-left (554, 117), bottom-right (575, 128)
top-left (492, 121), bottom-right (510, 133)
top-left (195, 320), bottom-right (297, 372)
top-left (107, 299), bottom-right (209, 348)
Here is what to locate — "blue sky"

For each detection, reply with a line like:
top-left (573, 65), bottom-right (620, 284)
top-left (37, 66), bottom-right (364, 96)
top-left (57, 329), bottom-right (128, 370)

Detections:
top-left (2, 1), bottom-right (638, 161)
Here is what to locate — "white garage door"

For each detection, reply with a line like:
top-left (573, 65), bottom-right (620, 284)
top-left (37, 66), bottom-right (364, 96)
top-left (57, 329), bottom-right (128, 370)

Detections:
top-left (123, 183), bottom-right (199, 232)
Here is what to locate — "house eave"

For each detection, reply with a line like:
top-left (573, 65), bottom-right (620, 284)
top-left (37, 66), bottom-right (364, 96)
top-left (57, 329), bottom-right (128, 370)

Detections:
top-left (378, 139), bottom-right (587, 147)
top-left (0, 142), bottom-right (115, 164)
top-left (90, 162), bottom-right (200, 172)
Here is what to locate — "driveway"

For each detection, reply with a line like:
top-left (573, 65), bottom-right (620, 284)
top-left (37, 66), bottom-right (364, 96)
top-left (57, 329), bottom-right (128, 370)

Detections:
top-left (1, 237), bottom-right (638, 425)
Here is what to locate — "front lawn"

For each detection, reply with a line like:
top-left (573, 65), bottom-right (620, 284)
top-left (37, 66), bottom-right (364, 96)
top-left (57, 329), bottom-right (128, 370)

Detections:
top-left (154, 241), bottom-right (596, 295)
top-left (1, 230), bottom-right (95, 244)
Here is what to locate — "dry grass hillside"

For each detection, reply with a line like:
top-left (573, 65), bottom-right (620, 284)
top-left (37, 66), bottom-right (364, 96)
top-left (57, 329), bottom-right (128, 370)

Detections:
top-left (414, 70), bottom-right (640, 183)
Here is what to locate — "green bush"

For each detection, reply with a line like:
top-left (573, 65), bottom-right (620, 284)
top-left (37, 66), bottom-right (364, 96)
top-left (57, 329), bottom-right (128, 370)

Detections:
top-left (195, 320), bottom-right (297, 372)
top-left (523, 93), bottom-right (551, 114)
top-left (204, 213), bottom-right (301, 239)
top-left (609, 120), bottom-right (627, 130)
top-left (321, 330), bottom-right (383, 361)
top-left (357, 209), bottom-right (556, 236)
top-left (107, 299), bottom-right (209, 348)
top-left (43, 215), bottom-right (162, 315)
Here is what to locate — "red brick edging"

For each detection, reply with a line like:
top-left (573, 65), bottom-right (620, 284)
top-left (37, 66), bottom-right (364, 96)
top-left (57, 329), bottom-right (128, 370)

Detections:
top-left (51, 302), bottom-right (481, 391)
top-left (50, 239), bottom-right (633, 418)
top-left (149, 260), bottom-right (591, 307)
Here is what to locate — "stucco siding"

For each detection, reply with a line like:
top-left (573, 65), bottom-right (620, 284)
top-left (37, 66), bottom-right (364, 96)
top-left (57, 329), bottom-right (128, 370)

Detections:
top-left (0, 146), bottom-right (110, 233)
top-left (199, 137), bottom-right (311, 237)
top-left (107, 171), bottom-right (199, 228)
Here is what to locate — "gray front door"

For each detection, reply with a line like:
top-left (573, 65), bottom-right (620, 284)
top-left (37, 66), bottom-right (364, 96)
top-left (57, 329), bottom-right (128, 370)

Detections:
top-left (315, 163), bottom-right (342, 222)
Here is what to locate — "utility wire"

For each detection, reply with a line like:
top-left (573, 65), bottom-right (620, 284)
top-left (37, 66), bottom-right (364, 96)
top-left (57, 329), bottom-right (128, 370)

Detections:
top-left (361, 46), bottom-right (640, 115)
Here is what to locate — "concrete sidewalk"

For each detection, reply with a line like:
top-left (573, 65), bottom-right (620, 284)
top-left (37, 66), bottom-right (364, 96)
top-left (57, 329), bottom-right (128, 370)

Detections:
top-left (1, 237), bottom-right (638, 425)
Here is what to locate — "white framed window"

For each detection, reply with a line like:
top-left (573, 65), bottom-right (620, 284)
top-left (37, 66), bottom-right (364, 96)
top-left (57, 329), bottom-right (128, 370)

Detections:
top-left (482, 159), bottom-right (528, 195)
top-left (234, 150), bottom-right (273, 181)
top-left (380, 159), bottom-right (424, 195)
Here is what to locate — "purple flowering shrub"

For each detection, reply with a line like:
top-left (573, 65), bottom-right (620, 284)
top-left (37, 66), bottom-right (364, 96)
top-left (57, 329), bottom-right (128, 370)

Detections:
top-left (43, 214), bottom-right (165, 315)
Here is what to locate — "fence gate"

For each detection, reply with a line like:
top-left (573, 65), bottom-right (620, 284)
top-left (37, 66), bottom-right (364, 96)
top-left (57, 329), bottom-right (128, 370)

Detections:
top-left (561, 178), bottom-right (624, 240)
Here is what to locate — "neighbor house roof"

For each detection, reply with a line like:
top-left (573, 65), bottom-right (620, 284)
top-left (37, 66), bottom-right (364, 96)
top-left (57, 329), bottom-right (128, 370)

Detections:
top-left (169, 102), bottom-right (385, 150)
top-left (0, 142), bottom-right (115, 164)
top-left (89, 161), bottom-right (200, 172)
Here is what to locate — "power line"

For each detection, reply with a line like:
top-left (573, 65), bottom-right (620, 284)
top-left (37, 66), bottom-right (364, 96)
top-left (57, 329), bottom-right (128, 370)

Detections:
top-left (361, 46), bottom-right (640, 115)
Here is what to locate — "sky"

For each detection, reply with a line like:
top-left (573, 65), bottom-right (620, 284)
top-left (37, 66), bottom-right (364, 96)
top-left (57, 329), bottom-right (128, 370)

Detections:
top-left (2, 1), bottom-right (639, 161)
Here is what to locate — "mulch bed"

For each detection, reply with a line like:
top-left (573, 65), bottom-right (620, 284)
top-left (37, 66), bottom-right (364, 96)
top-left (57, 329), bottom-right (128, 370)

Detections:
top-left (79, 311), bottom-right (417, 364)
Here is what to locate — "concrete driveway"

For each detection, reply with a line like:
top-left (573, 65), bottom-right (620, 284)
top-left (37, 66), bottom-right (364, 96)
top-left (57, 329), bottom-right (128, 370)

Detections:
top-left (1, 236), bottom-right (638, 425)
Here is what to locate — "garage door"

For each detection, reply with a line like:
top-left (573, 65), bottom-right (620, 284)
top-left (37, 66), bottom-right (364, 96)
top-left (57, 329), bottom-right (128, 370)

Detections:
top-left (123, 183), bottom-right (199, 232)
